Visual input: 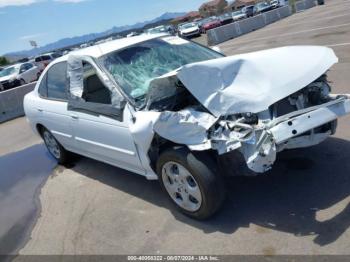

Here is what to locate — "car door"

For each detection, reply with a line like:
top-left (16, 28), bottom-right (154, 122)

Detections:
top-left (18, 64), bottom-right (28, 83)
top-left (36, 62), bottom-right (75, 151)
top-left (67, 60), bottom-right (145, 174)
top-left (24, 63), bottom-right (37, 82)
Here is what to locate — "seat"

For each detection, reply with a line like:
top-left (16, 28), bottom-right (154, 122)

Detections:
top-left (83, 74), bottom-right (111, 104)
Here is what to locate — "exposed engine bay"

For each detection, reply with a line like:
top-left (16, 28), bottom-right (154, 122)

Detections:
top-left (144, 74), bottom-right (340, 174)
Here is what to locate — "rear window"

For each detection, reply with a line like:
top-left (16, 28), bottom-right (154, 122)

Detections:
top-left (39, 62), bottom-right (68, 100)
top-left (41, 55), bottom-right (52, 61)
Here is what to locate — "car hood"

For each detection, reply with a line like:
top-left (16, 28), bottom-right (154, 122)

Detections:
top-left (180, 27), bottom-right (199, 34)
top-left (0, 74), bottom-right (16, 82)
top-left (175, 46), bottom-right (338, 117)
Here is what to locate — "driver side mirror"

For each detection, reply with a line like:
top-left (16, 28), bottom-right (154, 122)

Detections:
top-left (20, 68), bottom-right (26, 74)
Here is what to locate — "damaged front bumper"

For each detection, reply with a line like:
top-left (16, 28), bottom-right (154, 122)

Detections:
top-left (236, 95), bottom-right (350, 174)
top-left (269, 95), bottom-right (350, 144)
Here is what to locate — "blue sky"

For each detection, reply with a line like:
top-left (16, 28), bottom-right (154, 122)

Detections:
top-left (0, 0), bottom-right (207, 55)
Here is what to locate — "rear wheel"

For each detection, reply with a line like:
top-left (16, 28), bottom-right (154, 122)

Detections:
top-left (157, 146), bottom-right (226, 220)
top-left (20, 79), bottom-right (26, 86)
top-left (42, 128), bottom-right (69, 164)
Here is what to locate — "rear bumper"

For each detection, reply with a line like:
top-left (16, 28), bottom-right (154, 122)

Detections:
top-left (269, 95), bottom-right (350, 144)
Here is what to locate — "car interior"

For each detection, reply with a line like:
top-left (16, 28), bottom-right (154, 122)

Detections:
top-left (82, 62), bottom-right (112, 105)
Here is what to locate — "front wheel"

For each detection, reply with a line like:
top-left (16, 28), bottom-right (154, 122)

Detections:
top-left (157, 147), bottom-right (226, 220)
top-left (20, 79), bottom-right (26, 86)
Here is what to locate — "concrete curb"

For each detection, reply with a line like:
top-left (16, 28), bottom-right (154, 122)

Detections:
top-left (207, 0), bottom-right (317, 46)
top-left (0, 82), bottom-right (36, 123)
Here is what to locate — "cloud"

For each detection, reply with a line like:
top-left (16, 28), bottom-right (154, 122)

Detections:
top-left (0, 0), bottom-right (40, 8)
top-left (19, 33), bottom-right (45, 40)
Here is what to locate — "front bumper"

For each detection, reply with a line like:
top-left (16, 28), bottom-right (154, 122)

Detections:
top-left (181, 30), bottom-right (200, 37)
top-left (269, 95), bottom-right (350, 144)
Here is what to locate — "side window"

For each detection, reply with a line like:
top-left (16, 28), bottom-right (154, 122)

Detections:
top-left (38, 73), bottom-right (47, 97)
top-left (81, 62), bottom-right (111, 104)
top-left (19, 65), bottom-right (26, 73)
top-left (47, 62), bottom-right (68, 100)
top-left (26, 63), bottom-right (33, 70)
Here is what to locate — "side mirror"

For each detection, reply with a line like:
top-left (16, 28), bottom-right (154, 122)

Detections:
top-left (20, 69), bottom-right (26, 73)
top-left (211, 46), bottom-right (223, 54)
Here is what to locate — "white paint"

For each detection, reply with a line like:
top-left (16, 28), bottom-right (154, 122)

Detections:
top-left (178, 46), bottom-right (338, 117)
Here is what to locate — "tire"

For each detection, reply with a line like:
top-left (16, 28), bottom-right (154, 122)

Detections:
top-left (157, 146), bottom-right (226, 220)
top-left (20, 79), bottom-right (26, 86)
top-left (41, 127), bottom-right (70, 164)
top-left (37, 72), bottom-right (41, 80)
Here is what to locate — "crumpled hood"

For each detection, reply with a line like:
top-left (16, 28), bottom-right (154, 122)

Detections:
top-left (177, 46), bottom-right (338, 117)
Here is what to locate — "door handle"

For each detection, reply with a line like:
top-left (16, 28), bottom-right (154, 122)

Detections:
top-left (70, 114), bottom-right (79, 120)
top-left (37, 108), bottom-right (43, 112)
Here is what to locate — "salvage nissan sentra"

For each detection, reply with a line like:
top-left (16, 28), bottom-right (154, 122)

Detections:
top-left (24, 34), bottom-right (350, 219)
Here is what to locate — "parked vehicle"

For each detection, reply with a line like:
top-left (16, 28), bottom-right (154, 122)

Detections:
top-left (24, 34), bottom-right (350, 219)
top-left (201, 17), bottom-right (222, 33)
top-left (34, 53), bottom-right (59, 72)
top-left (219, 13), bottom-right (233, 25)
top-left (255, 2), bottom-right (273, 13)
top-left (146, 25), bottom-right (173, 35)
top-left (231, 10), bottom-right (247, 21)
top-left (178, 22), bottom-right (201, 38)
top-left (241, 5), bottom-right (256, 17)
top-left (270, 0), bottom-right (280, 8)
top-left (0, 62), bottom-right (40, 90)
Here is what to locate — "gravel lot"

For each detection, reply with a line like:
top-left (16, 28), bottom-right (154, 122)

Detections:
top-left (1, 0), bottom-right (350, 256)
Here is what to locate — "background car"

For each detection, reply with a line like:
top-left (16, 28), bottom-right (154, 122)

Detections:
top-left (270, 0), bottom-right (280, 8)
top-left (201, 17), bottom-right (222, 33)
top-left (255, 2), bottom-right (273, 13)
top-left (34, 53), bottom-right (57, 72)
top-left (178, 22), bottom-right (201, 38)
top-left (0, 62), bottom-right (40, 90)
top-left (231, 10), bottom-right (247, 21)
top-left (241, 5), bottom-right (256, 17)
top-left (219, 13), bottom-right (233, 25)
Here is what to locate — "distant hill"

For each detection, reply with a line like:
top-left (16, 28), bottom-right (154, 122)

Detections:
top-left (5, 12), bottom-right (185, 60)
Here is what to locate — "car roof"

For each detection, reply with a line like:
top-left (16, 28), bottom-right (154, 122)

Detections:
top-left (53, 33), bottom-right (168, 64)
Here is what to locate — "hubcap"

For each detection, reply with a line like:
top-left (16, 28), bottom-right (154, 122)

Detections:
top-left (43, 131), bottom-right (61, 159)
top-left (162, 161), bottom-right (202, 212)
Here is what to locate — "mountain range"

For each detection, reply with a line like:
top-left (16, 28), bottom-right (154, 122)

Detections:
top-left (5, 12), bottom-right (186, 60)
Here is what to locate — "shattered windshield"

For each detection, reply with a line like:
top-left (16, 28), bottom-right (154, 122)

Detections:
top-left (100, 36), bottom-right (222, 104)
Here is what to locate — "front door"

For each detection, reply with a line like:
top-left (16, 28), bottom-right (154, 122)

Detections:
top-left (68, 61), bottom-right (144, 174)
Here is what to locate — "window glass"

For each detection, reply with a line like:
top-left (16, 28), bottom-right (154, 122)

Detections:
top-left (38, 73), bottom-right (47, 97)
top-left (101, 37), bottom-right (222, 104)
top-left (41, 55), bottom-right (52, 61)
top-left (47, 62), bottom-right (68, 100)
top-left (26, 63), bottom-right (33, 69)
top-left (82, 62), bottom-right (111, 105)
top-left (35, 57), bottom-right (42, 62)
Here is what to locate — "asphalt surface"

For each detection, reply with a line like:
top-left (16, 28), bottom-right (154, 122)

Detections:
top-left (0, 0), bottom-right (350, 256)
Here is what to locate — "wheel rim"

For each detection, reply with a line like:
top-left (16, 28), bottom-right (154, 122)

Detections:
top-left (43, 131), bottom-right (61, 159)
top-left (162, 161), bottom-right (202, 212)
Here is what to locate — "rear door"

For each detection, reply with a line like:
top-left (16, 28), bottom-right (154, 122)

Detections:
top-left (36, 62), bottom-right (75, 151)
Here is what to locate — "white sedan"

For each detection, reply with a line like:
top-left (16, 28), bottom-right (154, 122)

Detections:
top-left (0, 62), bottom-right (40, 90)
top-left (24, 34), bottom-right (350, 219)
top-left (178, 22), bottom-right (201, 38)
